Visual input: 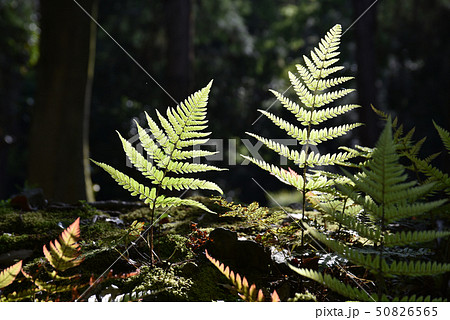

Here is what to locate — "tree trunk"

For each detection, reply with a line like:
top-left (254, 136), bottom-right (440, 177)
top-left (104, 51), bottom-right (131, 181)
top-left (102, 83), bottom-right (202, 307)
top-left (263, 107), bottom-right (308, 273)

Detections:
top-left (352, 0), bottom-right (378, 147)
top-left (164, 0), bottom-right (194, 104)
top-left (28, 0), bottom-right (98, 203)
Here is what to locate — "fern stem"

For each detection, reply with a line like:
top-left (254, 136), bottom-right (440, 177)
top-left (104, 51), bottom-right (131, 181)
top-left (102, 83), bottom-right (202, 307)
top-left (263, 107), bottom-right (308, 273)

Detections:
top-left (300, 59), bottom-right (324, 246)
top-left (147, 103), bottom-right (196, 264)
top-left (377, 154), bottom-right (387, 299)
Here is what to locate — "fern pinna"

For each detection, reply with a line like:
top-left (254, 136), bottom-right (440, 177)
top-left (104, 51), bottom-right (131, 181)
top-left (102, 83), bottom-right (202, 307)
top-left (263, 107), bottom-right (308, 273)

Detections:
top-left (292, 121), bottom-right (450, 302)
top-left (0, 261), bottom-right (22, 290)
top-left (372, 106), bottom-right (450, 197)
top-left (92, 81), bottom-right (225, 261)
top-left (242, 24), bottom-right (363, 242)
top-left (205, 250), bottom-right (280, 302)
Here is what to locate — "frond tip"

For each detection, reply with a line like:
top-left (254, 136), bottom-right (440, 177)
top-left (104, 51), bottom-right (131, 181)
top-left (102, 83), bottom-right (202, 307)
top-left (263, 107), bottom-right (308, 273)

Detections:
top-left (244, 24), bottom-right (362, 192)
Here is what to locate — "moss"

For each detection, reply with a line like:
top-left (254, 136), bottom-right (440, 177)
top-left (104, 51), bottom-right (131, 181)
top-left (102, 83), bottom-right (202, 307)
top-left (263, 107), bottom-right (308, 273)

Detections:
top-left (154, 234), bottom-right (194, 262)
top-left (0, 211), bottom-right (23, 233)
top-left (0, 233), bottom-right (39, 253)
top-left (186, 262), bottom-right (239, 301)
top-left (129, 265), bottom-right (193, 301)
top-left (0, 208), bottom-right (96, 235)
top-left (81, 220), bottom-right (126, 247)
top-left (119, 207), bottom-right (153, 223)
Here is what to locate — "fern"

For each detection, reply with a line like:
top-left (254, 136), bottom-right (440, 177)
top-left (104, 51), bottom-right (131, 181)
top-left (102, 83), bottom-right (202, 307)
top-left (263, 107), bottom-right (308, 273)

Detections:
top-left (242, 24), bottom-right (363, 245)
top-left (433, 121), bottom-right (450, 152)
top-left (290, 267), bottom-right (373, 301)
top-left (293, 120), bottom-right (449, 301)
top-left (290, 267), bottom-right (445, 302)
top-left (89, 288), bottom-right (163, 302)
top-left (205, 250), bottom-right (280, 302)
top-left (0, 218), bottom-right (92, 301)
top-left (43, 217), bottom-right (83, 272)
top-left (92, 81), bottom-right (225, 261)
top-left (405, 122), bottom-right (450, 195)
top-left (0, 260), bottom-right (22, 289)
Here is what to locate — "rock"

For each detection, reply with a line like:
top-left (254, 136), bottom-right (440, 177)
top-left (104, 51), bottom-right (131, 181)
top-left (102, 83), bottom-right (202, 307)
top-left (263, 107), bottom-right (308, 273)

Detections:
top-left (0, 249), bottom-right (33, 266)
top-left (181, 262), bottom-right (199, 276)
top-left (92, 214), bottom-right (124, 226)
top-left (206, 228), bottom-right (272, 274)
top-left (10, 188), bottom-right (47, 211)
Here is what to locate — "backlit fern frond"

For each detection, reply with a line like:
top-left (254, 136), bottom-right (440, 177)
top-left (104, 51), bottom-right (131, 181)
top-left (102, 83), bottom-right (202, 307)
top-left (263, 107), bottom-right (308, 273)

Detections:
top-left (43, 217), bottom-right (83, 272)
top-left (92, 81), bottom-right (225, 214)
top-left (205, 250), bottom-right (280, 302)
top-left (243, 24), bottom-right (363, 195)
top-left (0, 261), bottom-right (22, 289)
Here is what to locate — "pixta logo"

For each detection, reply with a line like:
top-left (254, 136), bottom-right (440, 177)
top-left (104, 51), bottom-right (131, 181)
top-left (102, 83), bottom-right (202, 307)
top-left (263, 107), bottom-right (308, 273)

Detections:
top-left (126, 132), bottom-right (321, 167)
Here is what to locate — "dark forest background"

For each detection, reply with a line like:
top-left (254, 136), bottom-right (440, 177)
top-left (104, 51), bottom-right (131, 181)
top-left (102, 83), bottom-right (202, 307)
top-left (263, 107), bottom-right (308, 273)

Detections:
top-left (1, 0), bottom-right (449, 205)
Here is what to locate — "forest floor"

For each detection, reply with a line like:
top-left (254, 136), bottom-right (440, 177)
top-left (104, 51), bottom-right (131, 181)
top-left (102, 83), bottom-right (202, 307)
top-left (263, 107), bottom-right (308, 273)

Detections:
top-left (0, 194), bottom-right (447, 301)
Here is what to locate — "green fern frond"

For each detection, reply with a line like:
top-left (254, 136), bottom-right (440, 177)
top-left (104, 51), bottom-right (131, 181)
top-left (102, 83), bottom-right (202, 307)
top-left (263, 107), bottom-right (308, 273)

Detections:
top-left (289, 71), bottom-right (355, 109)
top-left (166, 160), bottom-right (225, 174)
top-left (392, 295), bottom-right (446, 302)
top-left (241, 155), bottom-right (304, 190)
top-left (91, 160), bottom-right (158, 207)
top-left (155, 196), bottom-right (214, 213)
top-left (381, 200), bottom-right (447, 223)
top-left (340, 178), bottom-right (446, 224)
top-left (289, 267), bottom-right (374, 302)
top-left (433, 121), bottom-right (450, 152)
top-left (385, 260), bottom-right (450, 277)
top-left (170, 149), bottom-right (218, 160)
top-left (134, 120), bottom-right (167, 163)
top-left (244, 24), bottom-right (362, 193)
top-left (407, 155), bottom-right (450, 192)
top-left (296, 64), bottom-right (353, 91)
top-left (118, 132), bottom-right (164, 183)
top-left (43, 218), bottom-right (83, 272)
top-left (305, 224), bottom-right (383, 272)
top-left (305, 222), bottom-right (450, 277)
top-left (307, 124), bottom-right (363, 145)
top-left (257, 110), bottom-right (361, 146)
top-left (329, 211), bottom-right (382, 242)
top-left (160, 176), bottom-right (222, 193)
top-left (338, 121), bottom-right (447, 223)
top-left (92, 81), bottom-right (224, 219)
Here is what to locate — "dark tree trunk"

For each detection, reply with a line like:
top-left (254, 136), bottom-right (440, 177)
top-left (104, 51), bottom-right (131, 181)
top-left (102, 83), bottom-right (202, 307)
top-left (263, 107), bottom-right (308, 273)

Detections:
top-left (164, 0), bottom-right (194, 104)
top-left (28, 0), bottom-right (98, 203)
top-left (0, 62), bottom-right (22, 199)
top-left (0, 3), bottom-right (36, 199)
top-left (352, 0), bottom-right (379, 147)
